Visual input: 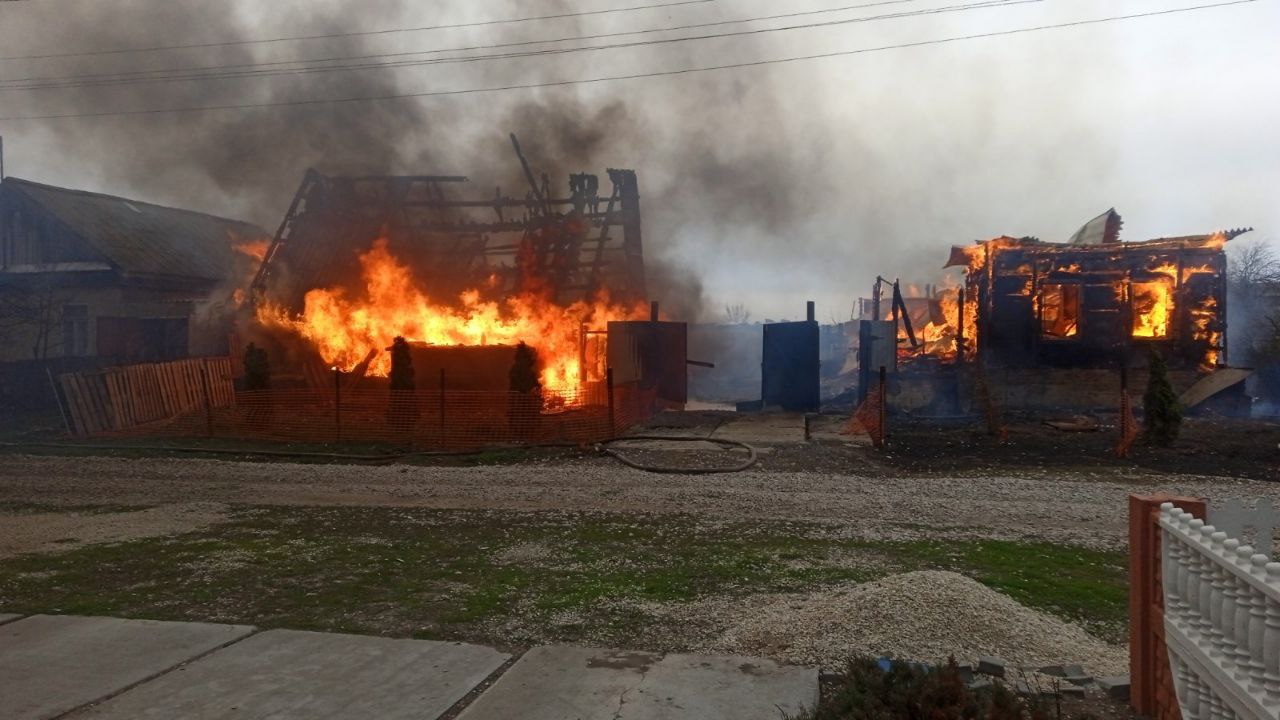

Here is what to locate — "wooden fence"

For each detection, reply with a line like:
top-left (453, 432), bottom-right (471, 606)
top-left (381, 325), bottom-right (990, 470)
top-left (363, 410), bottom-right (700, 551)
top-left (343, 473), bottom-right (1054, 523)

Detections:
top-left (56, 357), bottom-right (234, 436)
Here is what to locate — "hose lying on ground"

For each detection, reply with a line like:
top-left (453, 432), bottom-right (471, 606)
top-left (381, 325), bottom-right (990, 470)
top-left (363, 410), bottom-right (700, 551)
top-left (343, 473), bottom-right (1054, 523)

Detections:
top-left (596, 435), bottom-right (758, 474)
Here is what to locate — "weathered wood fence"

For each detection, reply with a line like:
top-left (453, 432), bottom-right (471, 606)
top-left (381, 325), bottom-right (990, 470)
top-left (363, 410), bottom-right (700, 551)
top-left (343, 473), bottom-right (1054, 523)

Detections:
top-left (56, 357), bottom-right (234, 436)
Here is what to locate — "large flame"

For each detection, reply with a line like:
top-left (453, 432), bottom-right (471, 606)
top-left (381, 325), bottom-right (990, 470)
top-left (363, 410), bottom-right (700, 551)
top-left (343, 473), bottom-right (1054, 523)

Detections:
top-left (257, 238), bottom-right (645, 397)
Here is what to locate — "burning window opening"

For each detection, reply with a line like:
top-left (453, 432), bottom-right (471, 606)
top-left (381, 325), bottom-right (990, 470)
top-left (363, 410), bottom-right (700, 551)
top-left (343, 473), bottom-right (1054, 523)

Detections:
top-left (1040, 283), bottom-right (1080, 338)
top-left (1131, 279), bottom-right (1173, 339)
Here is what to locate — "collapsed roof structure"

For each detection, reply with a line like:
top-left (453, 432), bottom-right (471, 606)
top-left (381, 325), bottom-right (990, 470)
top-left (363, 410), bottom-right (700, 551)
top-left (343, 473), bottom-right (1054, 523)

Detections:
top-left (250, 136), bottom-right (646, 314)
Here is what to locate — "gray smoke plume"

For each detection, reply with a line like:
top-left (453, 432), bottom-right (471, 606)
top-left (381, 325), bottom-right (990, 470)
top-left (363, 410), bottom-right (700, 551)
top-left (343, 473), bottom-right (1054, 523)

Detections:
top-left (2, 0), bottom-right (1272, 322)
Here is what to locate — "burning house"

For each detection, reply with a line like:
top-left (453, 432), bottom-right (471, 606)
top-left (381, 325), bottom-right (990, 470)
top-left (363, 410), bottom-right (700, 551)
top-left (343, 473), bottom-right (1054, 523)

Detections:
top-left (862, 210), bottom-right (1249, 412)
top-left (244, 137), bottom-right (676, 408)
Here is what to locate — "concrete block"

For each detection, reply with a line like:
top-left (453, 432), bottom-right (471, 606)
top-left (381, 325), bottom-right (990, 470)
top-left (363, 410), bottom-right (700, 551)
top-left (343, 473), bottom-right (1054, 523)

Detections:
top-left (1061, 664), bottom-right (1086, 677)
top-left (966, 677), bottom-right (994, 691)
top-left (976, 656), bottom-right (1007, 677)
top-left (75, 629), bottom-right (509, 720)
top-left (1064, 673), bottom-right (1093, 686)
top-left (1038, 664), bottom-right (1066, 677)
top-left (0, 614), bottom-right (254, 720)
top-left (1097, 676), bottom-right (1130, 702)
top-left (457, 645), bottom-right (817, 720)
top-left (1058, 685), bottom-right (1087, 697)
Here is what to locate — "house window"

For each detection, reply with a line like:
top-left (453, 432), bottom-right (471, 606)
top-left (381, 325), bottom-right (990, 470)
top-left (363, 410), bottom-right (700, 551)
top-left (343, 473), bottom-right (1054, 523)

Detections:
top-left (61, 304), bottom-right (90, 357)
top-left (1040, 284), bottom-right (1080, 338)
top-left (1132, 280), bottom-right (1173, 339)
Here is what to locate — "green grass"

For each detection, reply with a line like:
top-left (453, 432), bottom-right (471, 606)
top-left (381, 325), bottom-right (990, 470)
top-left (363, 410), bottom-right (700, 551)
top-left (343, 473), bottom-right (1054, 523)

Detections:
top-left (0, 506), bottom-right (1129, 647)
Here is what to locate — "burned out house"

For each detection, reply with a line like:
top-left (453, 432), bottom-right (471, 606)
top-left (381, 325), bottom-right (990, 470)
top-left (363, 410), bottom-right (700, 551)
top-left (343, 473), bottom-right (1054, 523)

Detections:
top-left (245, 145), bottom-right (686, 407)
top-left (949, 210), bottom-right (1242, 374)
top-left (862, 211), bottom-right (1248, 412)
top-left (0, 177), bottom-right (269, 365)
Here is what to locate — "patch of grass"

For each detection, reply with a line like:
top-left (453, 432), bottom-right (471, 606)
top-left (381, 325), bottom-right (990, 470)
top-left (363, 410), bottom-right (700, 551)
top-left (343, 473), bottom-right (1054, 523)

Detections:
top-left (0, 508), bottom-right (1128, 648)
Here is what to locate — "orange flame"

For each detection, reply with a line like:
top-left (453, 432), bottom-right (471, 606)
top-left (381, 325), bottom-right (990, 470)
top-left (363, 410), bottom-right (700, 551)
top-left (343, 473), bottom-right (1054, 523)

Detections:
top-left (256, 238), bottom-right (644, 397)
top-left (1131, 280), bottom-right (1173, 338)
top-left (233, 239), bottom-right (270, 262)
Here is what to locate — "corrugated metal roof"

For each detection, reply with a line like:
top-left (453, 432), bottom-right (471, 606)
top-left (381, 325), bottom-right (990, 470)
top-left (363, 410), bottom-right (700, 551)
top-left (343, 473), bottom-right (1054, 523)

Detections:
top-left (3, 177), bottom-right (268, 282)
top-left (1067, 208), bottom-right (1122, 245)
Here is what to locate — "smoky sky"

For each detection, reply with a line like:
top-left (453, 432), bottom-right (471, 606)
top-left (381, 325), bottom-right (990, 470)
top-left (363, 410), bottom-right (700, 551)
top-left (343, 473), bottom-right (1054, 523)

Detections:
top-left (0, 0), bottom-right (1276, 322)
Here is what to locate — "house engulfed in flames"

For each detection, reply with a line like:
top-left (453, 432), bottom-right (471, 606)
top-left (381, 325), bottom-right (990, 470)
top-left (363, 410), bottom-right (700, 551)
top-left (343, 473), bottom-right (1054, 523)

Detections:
top-left (868, 210), bottom-right (1250, 412)
top-left (242, 150), bottom-right (657, 405)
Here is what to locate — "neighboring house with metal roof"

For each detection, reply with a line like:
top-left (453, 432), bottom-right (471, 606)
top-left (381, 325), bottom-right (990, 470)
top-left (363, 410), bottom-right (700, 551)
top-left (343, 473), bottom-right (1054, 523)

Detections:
top-left (0, 177), bottom-right (268, 363)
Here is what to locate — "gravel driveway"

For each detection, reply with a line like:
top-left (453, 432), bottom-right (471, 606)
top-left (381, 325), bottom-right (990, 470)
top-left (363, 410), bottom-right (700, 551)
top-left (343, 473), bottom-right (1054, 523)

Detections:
top-left (1, 453), bottom-right (1276, 549)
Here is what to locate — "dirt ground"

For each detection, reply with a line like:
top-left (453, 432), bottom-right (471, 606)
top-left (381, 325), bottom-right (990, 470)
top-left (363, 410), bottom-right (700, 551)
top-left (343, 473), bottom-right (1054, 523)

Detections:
top-left (0, 442), bottom-right (1275, 557)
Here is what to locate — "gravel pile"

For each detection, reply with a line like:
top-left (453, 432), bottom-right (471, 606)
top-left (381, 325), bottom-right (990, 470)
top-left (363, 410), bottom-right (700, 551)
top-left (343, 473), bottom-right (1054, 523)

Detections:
top-left (687, 571), bottom-right (1129, 675)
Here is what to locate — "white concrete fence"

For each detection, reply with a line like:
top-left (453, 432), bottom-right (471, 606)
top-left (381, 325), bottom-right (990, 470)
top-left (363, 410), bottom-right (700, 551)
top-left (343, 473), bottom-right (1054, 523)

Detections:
top-left (1159, 501), bottom-right (1279, 720)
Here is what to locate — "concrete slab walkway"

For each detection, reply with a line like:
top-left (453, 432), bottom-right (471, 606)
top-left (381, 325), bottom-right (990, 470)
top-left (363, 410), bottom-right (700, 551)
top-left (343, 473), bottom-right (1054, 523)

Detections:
top-left (72, 629), bottom-right (510, 719)
top-left (0, 612), bottom-right (21, 624)
top-left (457, 645), bottom-right (817, 720)
top-left (0, 615), bottom-right (253, 720)
top-left (0, 616), bottom-right (817, 720)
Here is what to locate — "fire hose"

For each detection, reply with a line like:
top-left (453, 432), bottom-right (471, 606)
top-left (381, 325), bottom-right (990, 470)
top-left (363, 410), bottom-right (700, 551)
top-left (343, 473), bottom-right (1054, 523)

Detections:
top-left (595, 435), bottom-right (758, 474)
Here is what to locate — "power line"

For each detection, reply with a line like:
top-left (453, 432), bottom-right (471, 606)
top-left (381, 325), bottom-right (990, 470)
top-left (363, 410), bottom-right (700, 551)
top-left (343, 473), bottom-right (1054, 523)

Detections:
top-left (3, 0), bottom-right (1033, 92)
top-left (0, 0), bottom-right (922, 88)
top-left (0, 0), bottom-right (718, 63)
top-left (0, 0), bottom-right (1258, 122)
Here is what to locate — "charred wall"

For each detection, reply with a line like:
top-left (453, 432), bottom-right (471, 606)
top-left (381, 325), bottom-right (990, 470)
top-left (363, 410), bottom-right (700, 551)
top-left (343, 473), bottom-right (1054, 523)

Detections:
top-left (973, 240), bottom-right (1227, 371)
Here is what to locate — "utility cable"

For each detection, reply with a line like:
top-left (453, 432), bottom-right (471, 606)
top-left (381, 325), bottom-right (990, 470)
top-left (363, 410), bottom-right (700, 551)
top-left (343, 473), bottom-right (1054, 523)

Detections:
top-left (0, 0), bottom-right (719, 62)
top-left (0, 0), bottom-right (924, 89)
top-left (1, 0), bottom-right (1028, 92)
top-left (0, 0), bottom-right (1258, 122)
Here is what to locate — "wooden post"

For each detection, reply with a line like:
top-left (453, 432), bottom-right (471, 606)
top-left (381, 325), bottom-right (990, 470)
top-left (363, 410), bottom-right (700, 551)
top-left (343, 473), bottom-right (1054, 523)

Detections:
top-left (46, 366), bottom-right (71, 435)
top-left (578, 322), bottom-right (587, 392)
top-left (878, 365), bottom-right (887, 448)
top-left (891, 282), bottom-right (900, 343)
top-left (438, 368), bottom-right (446, 442)
top-left (200, 359), bottom-right (214, 438)
top-left (606, 366), bottom-right (615, 436)
top-left (1129, 493), bottom-right (1206, 717)
top-left (957, 287), bottom-right (966, 364)
top-left (333, 366), bottom-right (341, 442)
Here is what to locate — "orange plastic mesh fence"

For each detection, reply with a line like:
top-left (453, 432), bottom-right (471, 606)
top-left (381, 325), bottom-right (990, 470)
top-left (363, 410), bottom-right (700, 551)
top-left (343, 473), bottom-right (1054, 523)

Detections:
top-left (96, 381), bottom-right (658, 449)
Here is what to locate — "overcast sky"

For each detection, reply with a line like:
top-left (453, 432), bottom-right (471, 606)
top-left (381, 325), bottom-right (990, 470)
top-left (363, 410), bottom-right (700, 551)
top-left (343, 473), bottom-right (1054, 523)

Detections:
top-left (0, 0), bottom-right (1275, 321)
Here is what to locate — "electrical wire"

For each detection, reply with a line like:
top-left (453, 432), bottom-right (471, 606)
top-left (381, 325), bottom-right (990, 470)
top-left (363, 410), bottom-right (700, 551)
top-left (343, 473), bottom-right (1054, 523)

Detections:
top-left (0, 0), bottom-right (1258, 122)
top-left (0, 0), bottom-right (720, 62)
top-left (0, 0), bottom-right (1033, 92)
top-left (0, 0), bottom-right (925, 89)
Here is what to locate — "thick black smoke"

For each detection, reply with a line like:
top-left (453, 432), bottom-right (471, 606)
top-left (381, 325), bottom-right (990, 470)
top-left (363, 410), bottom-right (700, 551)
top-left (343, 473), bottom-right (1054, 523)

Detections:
top-left (0, 0), bottom-right (1165, 323)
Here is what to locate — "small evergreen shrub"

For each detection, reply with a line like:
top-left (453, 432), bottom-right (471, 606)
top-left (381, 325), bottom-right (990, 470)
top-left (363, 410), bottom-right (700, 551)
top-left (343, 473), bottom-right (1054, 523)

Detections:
top-left (1143, 350), bottom-right (1182, 446)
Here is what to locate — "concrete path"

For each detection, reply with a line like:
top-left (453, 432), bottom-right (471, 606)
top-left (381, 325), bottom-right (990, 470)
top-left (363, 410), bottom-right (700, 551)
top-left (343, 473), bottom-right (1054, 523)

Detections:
top-left (0, 612), bottom-right (21, 624)
top-left (458, 645), bottom-right (817, 720)
top-left (72, 629), bottom-right (509, 719)
top-left (0, 615), bottom-right (253, 720)
top-left (0, 615), bottom-right (817, 720)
